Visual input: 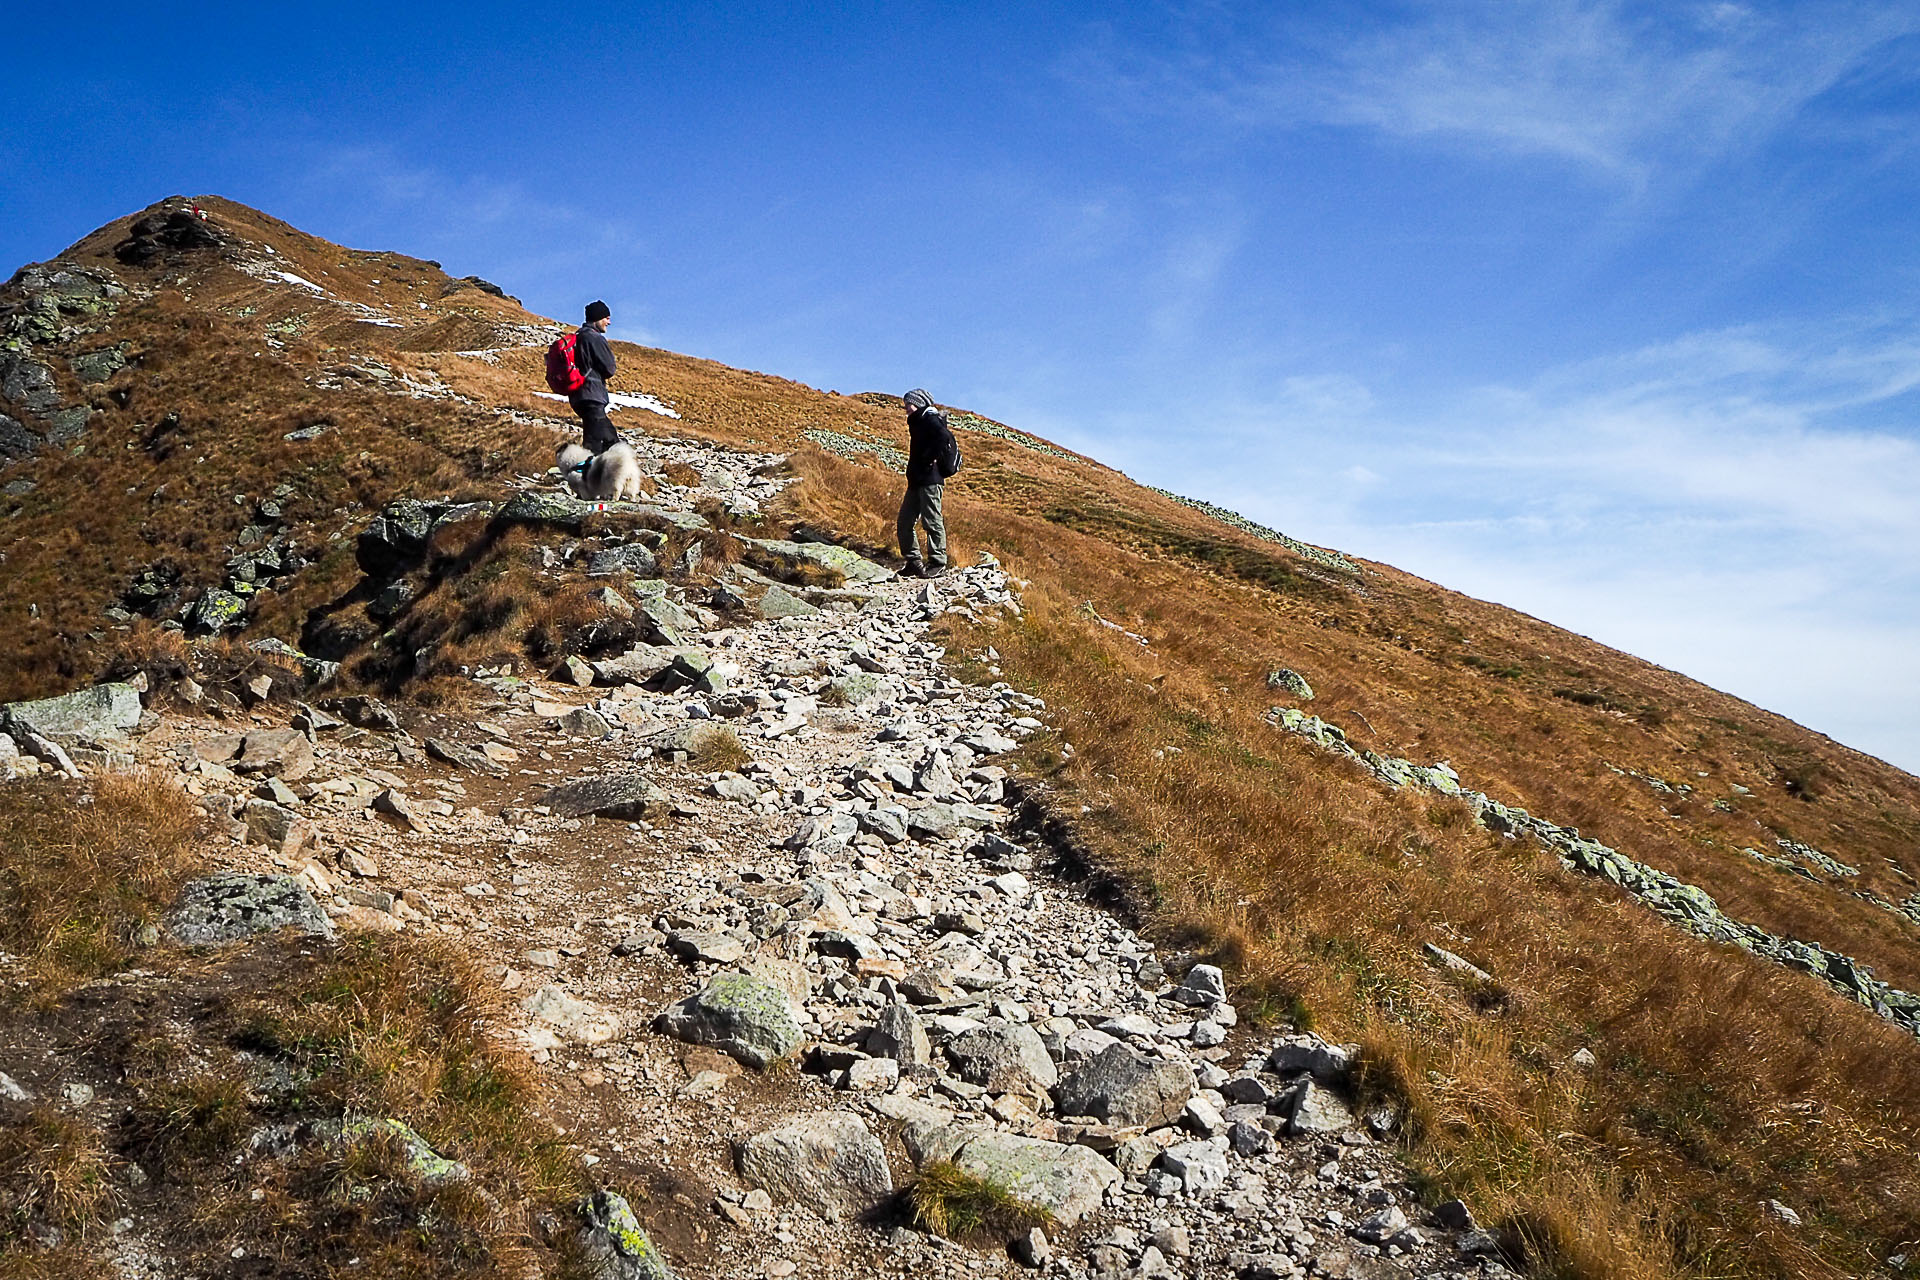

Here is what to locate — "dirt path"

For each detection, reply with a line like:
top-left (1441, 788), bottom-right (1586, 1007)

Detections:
top-left (115, 429), bottom-right (1510, 1280)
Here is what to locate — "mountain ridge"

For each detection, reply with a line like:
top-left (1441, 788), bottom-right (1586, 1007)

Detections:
top-left (1, 195), bottom-right (1916, 1280)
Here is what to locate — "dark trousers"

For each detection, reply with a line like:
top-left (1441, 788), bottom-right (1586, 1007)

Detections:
top-left (897, 483), bottom-right (947, 567)
top-left (571, 398), bottom-right (617, 453)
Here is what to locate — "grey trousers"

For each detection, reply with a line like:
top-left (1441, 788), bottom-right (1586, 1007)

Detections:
top-left (897, 483), bottom-right (947, 566)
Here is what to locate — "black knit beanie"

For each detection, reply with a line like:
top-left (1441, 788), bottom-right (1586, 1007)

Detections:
top-left (585, 300), bottom-right (611, 323)
top-left (903, 388), bottom-right (933, 411)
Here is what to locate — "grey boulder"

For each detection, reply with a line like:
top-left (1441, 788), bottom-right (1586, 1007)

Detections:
top-left (944, 1022), bottom-right (1058, 1097)
top-left (655, 968), bottom-right (804, 1068)
top-left (1054, 1043), bottom-right (1196, 1129)
top-left (736, 1113), bottom-right (893, 1223)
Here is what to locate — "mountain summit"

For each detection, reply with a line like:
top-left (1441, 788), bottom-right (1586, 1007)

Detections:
top-left (0, 197), bottom-right (1915, 1280)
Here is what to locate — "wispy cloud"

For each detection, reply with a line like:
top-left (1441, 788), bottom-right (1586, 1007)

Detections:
top-left (1064, 2), bottom-right (1920, 185)
top-left (1077, 312), bottom-right (1920, 769)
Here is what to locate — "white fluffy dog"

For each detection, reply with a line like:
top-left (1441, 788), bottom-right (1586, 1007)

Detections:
top-left (556, 441), bottom-right (643, 502)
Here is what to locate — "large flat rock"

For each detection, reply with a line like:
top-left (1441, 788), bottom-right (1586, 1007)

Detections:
top-left (539, 775), bottom-right (669, 821)
top-left (2, 682), bottom-right (141, 741)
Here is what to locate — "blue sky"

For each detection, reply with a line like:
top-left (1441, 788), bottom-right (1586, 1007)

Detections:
top-left (5, 2), bottom-right (1918, 772)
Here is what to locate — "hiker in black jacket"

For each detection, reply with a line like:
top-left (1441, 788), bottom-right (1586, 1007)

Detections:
top-left (897, 388), bottom-right (956, 578)
top-left (572, 300), bottom-right (618, 454)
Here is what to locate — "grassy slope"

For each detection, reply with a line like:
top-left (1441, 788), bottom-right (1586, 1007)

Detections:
top-left (4, 198), bottom-right (1918, 1279)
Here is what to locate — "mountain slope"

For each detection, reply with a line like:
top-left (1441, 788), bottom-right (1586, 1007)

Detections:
top-left (2, 196), bottom-right (1917, 1280)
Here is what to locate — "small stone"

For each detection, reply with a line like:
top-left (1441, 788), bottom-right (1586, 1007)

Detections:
top-left (522, 985), bottom-right (622, 1045)
top-left (667, 930), bottom-right (749, 966)
top-left (1228, 1120), bottom-right (1274, 1157)
top-left (1159, 1140), bottom-right (1228, 1197)
top-left (1011, 1226), bottom-right (1051, 1268)
top-left (561, 706), bottom-right (614, 739)
top-left (1171, 963), bottom-right (1226, 1006)
top-left (1353, 1205), bottom-right (1409, 1244)
top-left (372, 789), bottom-right (422, 830)
top-left (1288, 1080), bottom-right (1355, 1135)
top-left (1151, 1226), bottom-right (1190, 1258)
top-left (1182, 1096), bottom-right (1226, 1137)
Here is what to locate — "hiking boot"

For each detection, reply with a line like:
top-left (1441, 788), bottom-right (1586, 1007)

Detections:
top-left (897, 560), bottom-right (925, 580)
top-left (922, 563), bottom-right (950, 579)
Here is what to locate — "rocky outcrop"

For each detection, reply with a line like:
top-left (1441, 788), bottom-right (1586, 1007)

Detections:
top-left (1270, 706), bottom-right (1920, 1039)
top-left (576, 1192), bottom-right (677, 1280)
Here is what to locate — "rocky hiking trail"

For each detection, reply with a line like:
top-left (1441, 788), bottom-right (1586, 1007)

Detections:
top-left (4, 425), bottom-right (1514, 1280)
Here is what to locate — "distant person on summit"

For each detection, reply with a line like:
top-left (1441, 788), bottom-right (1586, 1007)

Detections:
top-left (897, 388), bottom-right (961, 579)
top-left (570, 300), bottom-right (618, 454)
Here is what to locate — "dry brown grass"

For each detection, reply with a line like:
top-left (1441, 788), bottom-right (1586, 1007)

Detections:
top-left (0, 1109), bottom-right (118, 1245)
top-left (693, 727), bottom-right (752, 774)
top-left (106, 932), bottom-right (585, 1277)
top-left (0, 772), bottom-right (201, 1002)
top-left (755, 447), bottom-right (1920, 1279)
top-left (938, 576), bottom-right (1920, 1280)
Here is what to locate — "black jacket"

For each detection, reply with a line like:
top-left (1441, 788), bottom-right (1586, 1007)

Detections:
top-left (572, 324), bottom-right (617, 404)
top-left (905, 406), bottom-right (956, 487)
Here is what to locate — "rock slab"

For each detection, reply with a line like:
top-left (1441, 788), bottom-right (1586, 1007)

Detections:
top-left (540, 775), bottom-right (669, 821)
top-left (168, 873), bottom-right (333, 945)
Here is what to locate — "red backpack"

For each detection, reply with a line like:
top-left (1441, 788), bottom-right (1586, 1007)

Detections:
top-left (545, 333), bottom-right (586, 395)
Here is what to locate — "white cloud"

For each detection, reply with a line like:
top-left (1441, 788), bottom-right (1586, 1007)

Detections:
top-left (1065, 2), bottom-right (1920, 185)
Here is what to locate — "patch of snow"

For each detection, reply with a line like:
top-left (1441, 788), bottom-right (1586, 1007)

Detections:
top-left (275, 270), bottom-right (326, 294)
top-left (531, 390), bottom-right (681, 420)
top-left (609, 392), bottom-right (681, 419)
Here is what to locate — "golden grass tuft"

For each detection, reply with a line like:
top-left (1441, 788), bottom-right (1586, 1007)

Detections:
top-left (906, 1161), bottom-right (1051, 1241)
top-left (694, 727), bottom-right (752, 774)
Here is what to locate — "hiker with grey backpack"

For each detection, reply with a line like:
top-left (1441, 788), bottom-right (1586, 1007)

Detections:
top-left (897, 388), bottom-right (962, 579)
